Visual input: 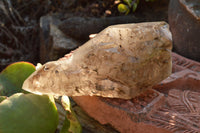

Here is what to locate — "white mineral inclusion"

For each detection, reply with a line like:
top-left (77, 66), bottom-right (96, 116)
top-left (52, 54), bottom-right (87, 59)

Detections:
top-left (105, 47), bottom-right (119, 53)
top-left (36, 63), bottom-right (43, 70)
top-left (35, 81), bottom-right (41, 88)
top-left (26, 80), bottom-right (43, 95)
top-left (161, 25), bottom-right (172, 41)
top-left (66, 54), bottom-right (73, 64)
top-left (28, 81), bottom-right (43, 95)
top-left (32, 91), bottom-right (43, 95)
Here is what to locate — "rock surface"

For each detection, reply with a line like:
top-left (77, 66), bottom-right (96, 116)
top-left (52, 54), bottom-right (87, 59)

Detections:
top-left (40, 15), bottom-right (81, 63)
top-left (23, 22), bottom-right (172, 99)
top-left (172, 52), bottom-right (200, 73)
top-left (168, 0), bottom-right (200, 61)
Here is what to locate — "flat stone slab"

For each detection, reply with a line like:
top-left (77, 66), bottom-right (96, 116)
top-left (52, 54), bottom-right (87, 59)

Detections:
top-left (73, 89), bottom-right (168, 133)
top-left (172, 52), bottom-right (200, 73)
top-left (73, 53), bottom-right (200, 133)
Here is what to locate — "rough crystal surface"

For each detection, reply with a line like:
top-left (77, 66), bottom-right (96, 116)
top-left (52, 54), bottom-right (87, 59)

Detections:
top-left (23, 22), bottom-right (172, 99)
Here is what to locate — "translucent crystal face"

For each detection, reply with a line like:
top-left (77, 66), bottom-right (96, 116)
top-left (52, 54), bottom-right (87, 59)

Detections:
top-left (23, 22), bottom-right (172, 99)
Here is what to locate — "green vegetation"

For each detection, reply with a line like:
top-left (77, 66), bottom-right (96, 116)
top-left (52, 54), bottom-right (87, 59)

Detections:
top-left (0, 62), bottom-right (81, 133)
top-left (117, 0), bottom-right (156, 15)
top-left (0, 62), bottom-right (35, 96)
top-left (0, 93), bottom-right (58, 133)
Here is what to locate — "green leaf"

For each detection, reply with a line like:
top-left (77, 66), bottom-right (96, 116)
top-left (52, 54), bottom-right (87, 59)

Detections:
top-left (136, 0), bottom-right (140, 5)
top-left (118, 3), bottom-right (130, 14)
top-left (0, 93), bottom-right (59, 133)
top-left (0, 62), bottom-right (35, 96)
top-left (145, 0), bottom-right (156, 2)
top-left (60, 96), bottom-right (82, 133)
top-left (0, 96), bottom-right (7, 103)
top-left (123, 0), bottom-right (132, 7)
top-left (132, 3), bottom-right (138, 12)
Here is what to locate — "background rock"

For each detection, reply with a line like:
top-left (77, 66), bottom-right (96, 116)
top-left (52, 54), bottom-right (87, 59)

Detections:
top-left (168, 0), bottom-right (200, 61)
top-left (59, 15), bottom-right (164, 43)
top-left (40, 15), bottom-right (81, 63)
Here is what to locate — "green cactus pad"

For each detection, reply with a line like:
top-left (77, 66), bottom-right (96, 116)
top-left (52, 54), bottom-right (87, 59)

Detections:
top-left (0, 62), bottom-right (35, 96)
top-left (0, 93), bottom-right (59, 133)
